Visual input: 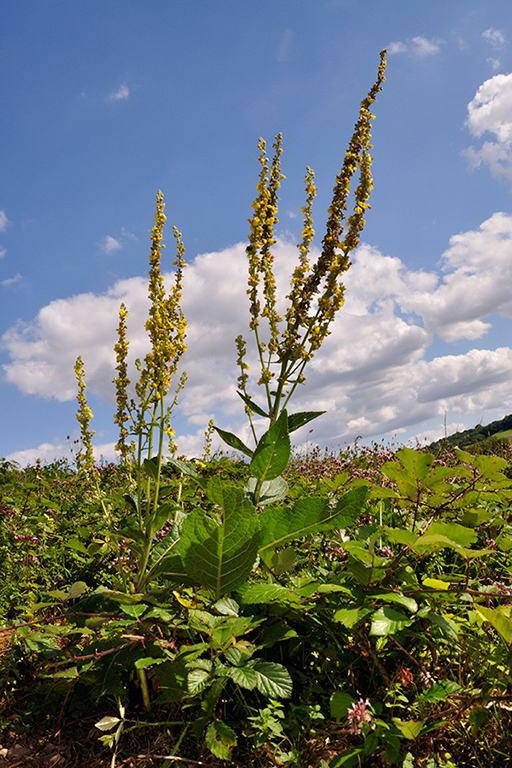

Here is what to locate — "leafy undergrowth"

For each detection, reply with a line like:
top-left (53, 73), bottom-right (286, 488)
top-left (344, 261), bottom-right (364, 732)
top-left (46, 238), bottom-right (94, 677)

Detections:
top-left (2, 443), bottom-right (512, 767)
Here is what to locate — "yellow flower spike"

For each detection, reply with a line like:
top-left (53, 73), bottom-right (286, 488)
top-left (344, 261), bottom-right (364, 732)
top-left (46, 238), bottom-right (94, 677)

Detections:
top-left (233, 51), bottom-right (385, 433)
top-left (74, 355), bottom-right (95, 472)
top-left (113, 302), bottom-right (131, 458)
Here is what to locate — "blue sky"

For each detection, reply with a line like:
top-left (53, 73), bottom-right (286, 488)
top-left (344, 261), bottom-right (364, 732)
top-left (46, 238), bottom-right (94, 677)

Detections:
top-left (3, 0), bottom-right (512, 464)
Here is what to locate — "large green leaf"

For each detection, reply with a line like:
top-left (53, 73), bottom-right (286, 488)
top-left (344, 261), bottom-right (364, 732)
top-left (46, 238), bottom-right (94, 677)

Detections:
top-left (258, 486), bottom-right (367, 555)
top-left (216, 664), bottom-right (259, 690)
top-left (330, 691), bottom-right (356, 718)
top-left (246, 659), bottom-right (293, 698)
top-left (188, 667), bottom-right (212, 695)
top-left (384, 527), bottom-right (417, 547)
top-left (143, 456), bottom-right (160, 481)
top-left (392, 719), bottom-right (424, 739)
top-left (180, 477), bottom-right (260, 598)
top-left (287, 410), bottom-right (325, 434)
top-left (333, 606), bottom-right (372, 628)
top-left (421, 522), bottom-right (477, 548)
top-left (240, 583), bottom-right (301, 605)
top-left (426, 612), bottom-right (458, 640)
top-left (213, 426), bottom-right (253, 457)
top-left (369, 607), bottom-right (414, 636)
top-left (237, 390), bottom-right (268, 418)
top-left (393, 447), bottom-right (435, 481)
top-left (245, 475), bottom-right (289, 505)
top-left (164, 456), bottom-right (200, 478)
top-left (419, 680), bottom-right (461, 702)
top-left (145, 512), bottom-right (190, 584)
top-left (144, 502), bottom-right (180, 541)
top-left (250, 410), bottom-right (291, 481)
top-left (206, 721), bottom-right (237, 761)
top-left (376, 592), bottom-right (418, 613)
top-left (475, 604), bottom-right (512, 644)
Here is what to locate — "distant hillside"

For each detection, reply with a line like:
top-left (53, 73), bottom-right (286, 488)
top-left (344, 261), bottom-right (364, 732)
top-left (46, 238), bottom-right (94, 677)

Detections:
top-left (427, 414), bottom-right (512, 452)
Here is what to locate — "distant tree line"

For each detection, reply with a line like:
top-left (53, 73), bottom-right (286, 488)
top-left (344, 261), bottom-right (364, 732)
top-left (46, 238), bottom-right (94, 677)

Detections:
top-left (427, 413), bottom-right (512, 452)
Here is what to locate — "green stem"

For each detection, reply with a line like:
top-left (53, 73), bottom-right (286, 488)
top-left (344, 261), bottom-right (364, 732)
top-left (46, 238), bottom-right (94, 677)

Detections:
top-left (136, 667), bottom-right (151, 712)
top-left (152, 392), bottom-right (165, 513)
top-left (253, 323), bottom-right (273, 414)
top-left (136, 429), bottom-right (145, 528)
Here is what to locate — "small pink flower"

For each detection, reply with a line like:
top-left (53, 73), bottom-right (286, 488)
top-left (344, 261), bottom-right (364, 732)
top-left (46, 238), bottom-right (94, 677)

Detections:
top-left (347, 698), bottom-right (372, 734)
top-left (377, 546), bottom-right (393, 559)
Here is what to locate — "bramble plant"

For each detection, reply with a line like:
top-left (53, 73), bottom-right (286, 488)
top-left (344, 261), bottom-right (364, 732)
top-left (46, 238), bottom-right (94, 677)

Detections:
top-left (4, 48), bottom-right (512, 767)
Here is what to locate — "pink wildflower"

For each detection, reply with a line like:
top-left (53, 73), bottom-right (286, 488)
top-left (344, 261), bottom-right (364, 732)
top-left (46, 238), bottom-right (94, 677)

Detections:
top-left (347, 698), bottom-right (372, 734)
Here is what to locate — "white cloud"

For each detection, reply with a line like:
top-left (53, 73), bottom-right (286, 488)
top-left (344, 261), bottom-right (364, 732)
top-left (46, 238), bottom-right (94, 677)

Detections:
top-left (388, 41), bottom-right (408, 55)
top-left (121, 227), bottom-right (138, 241)
top-left (2, 275), bottom-right (148, 401)
top-left (109, 84), bottom-right (129, 101)
top-left (483, 28), bottom-right (506, 49)
top-left (388, 36), bottom-right (441, 57)
top-left (411, 36), bottom-right (441, 56)
top-left (4, 215), bottom-right (512, 454)
top-left (6, 439), bottom-right (117, 467)
top-left (1, 273), bottom-right (22, 288)
top-left (0, 210), bottom-right (10, 232)
top-left (488, 58), bottom-right (502, 72)
top-left (0, 248), bottom-right (6, 259)
top-left (463, 72), bottom-right (512, 180)
top-left (100, 235), bottom-right (122, 254)
top-left (409, 421), bottom-right (470, 447)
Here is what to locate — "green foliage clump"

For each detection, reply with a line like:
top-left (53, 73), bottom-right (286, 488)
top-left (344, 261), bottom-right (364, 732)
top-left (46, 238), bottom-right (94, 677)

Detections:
top-left (4, 49), bottom-right (512, 768)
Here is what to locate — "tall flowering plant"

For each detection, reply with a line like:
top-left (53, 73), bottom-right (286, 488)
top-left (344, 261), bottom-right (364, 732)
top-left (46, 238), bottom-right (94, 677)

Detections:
top-left (217, 51), bottom-right (386, 504)
top-left (67, 54), bottom-right (383, 734)
top-left (73, 192), bottom-right (188, 711)
top-left (74, 355), bottom-right (95, 472)
top-left (112, 192), bottom-right (187, 518)
top-left (74, 192), bottom-right (188, 589)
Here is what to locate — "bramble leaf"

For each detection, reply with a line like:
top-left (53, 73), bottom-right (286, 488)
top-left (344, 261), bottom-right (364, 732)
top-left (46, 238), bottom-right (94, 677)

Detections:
top-left (330, 691), bottom-right (356, 718)
top-left (369, 607), bottom-right (414, 636)
top-left (206, 720), bottom-right (237, 760)
top-left (419, 680), bottom-right (461, 702)
top-left (392, 719), bottom-right (424, 739)
top-left (475, 604), bottom-right (512, 644)
top-left (246, 659), bottom-right (293, 698)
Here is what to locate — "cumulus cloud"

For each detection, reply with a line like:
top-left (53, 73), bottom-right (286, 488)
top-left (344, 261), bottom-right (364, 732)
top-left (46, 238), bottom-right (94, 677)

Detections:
top-left (2, 275), bottom-right (148, 401)
top-left (1, 273), bottom-right (22, 288)
top-left (7, 439), bottom-right (117, 467)
top-left (100, 235), bottom-right (122, 255)
top-left (109, 84), bottom-right (130, 101)
top-left (0, 210), bottom-right (10, 232)
top-left (483, 28), bottom-right (506, 49)
top-left (4, 214), bottom-right (512, 458)
top-left (463, 72), bottom-right (512, 180)
top-left (0, 248), bottom-right (6, 259)
top-left (388, 36), bottom-right (441, 57)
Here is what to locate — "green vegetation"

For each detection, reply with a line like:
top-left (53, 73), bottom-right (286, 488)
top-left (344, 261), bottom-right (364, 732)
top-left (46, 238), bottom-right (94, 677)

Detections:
top-left (2, 51), bottom-right (512, 767)
top-left (428, 414), bottom-right (512, 453)
top-left (2, 445), bottom-right (512, 767)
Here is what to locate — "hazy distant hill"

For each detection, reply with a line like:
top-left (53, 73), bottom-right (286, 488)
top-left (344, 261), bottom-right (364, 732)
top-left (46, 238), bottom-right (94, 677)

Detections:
top-left (427, 414), bottom-right (512, 451)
